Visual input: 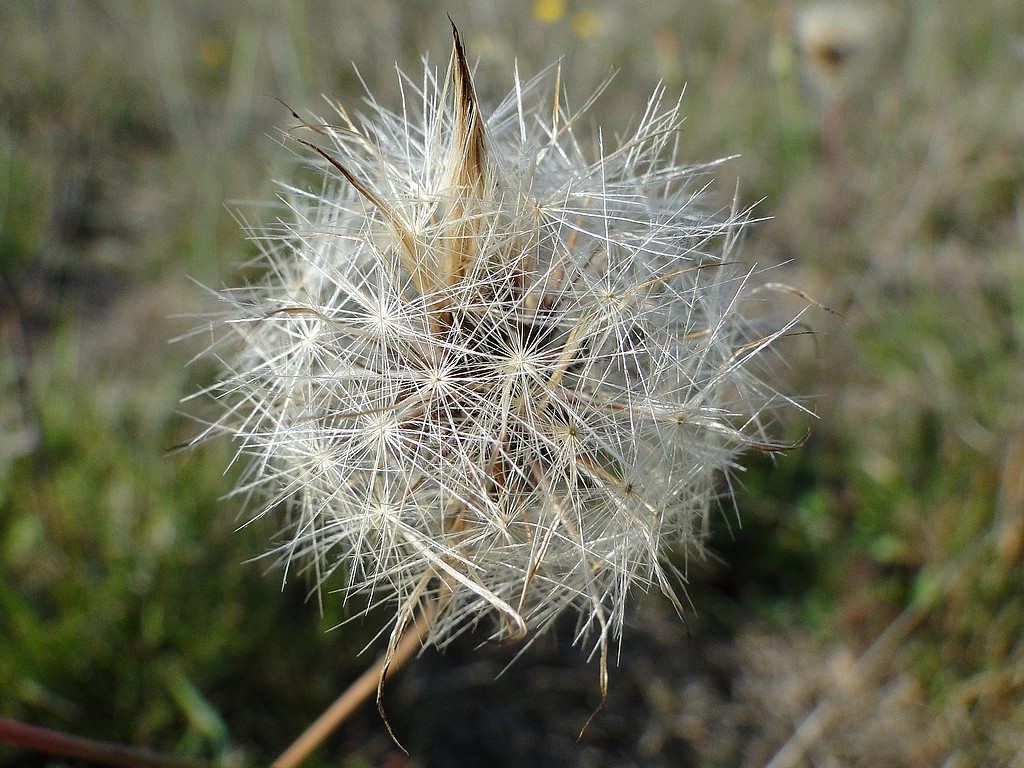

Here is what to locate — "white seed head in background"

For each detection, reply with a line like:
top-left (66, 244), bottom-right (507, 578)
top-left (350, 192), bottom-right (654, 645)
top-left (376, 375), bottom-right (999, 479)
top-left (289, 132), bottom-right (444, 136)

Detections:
top-left (794, 3), bottom-right (883, 98)
top-left (190, 25), bottom-right (808, 679)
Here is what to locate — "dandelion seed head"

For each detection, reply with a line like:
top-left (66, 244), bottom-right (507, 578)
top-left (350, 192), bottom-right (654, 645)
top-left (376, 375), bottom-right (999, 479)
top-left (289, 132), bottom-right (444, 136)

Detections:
top-left (198, 26), bottom-right (806, 667)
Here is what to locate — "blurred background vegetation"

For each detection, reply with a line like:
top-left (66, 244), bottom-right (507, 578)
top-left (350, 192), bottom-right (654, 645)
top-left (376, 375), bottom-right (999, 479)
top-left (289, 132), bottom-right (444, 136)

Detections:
top-left (1, 1), bottom-right (1022, 766)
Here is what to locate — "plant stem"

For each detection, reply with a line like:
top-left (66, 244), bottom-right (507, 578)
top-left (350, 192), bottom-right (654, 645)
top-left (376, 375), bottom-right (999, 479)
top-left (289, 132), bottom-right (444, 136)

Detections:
top-left (0, 718), bottom-right (207, 768)
top-left (271, 609), bottom-right (432, 768)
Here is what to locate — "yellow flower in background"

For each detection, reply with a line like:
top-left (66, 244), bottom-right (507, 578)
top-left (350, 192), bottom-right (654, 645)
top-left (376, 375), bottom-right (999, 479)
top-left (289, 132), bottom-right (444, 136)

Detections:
top-left (534, 0), bottom-right (566, 24)
top-left (571, 9), bottom-right (602, 38)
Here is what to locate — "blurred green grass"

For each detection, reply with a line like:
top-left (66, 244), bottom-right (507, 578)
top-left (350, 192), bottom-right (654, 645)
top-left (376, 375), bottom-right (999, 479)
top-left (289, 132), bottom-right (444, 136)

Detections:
top-left (2, 1), bottom-right (1023, 766)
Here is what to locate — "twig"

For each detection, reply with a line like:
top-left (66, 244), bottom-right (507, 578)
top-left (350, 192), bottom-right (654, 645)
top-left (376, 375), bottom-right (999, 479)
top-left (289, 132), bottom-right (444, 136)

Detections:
top-left (763, 526), bottom-right (995, 768)
top-left (271, 608), bottom-right (433, 768)
top-left (0, 718), bottom-right (208, 768)
top-left (763, 604), bottom-right (926, 768)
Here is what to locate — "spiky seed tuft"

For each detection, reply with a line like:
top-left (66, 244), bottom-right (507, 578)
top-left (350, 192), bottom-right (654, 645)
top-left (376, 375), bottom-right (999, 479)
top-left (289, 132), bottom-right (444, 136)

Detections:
top-left (193, 26), bottom-right (807, 678)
